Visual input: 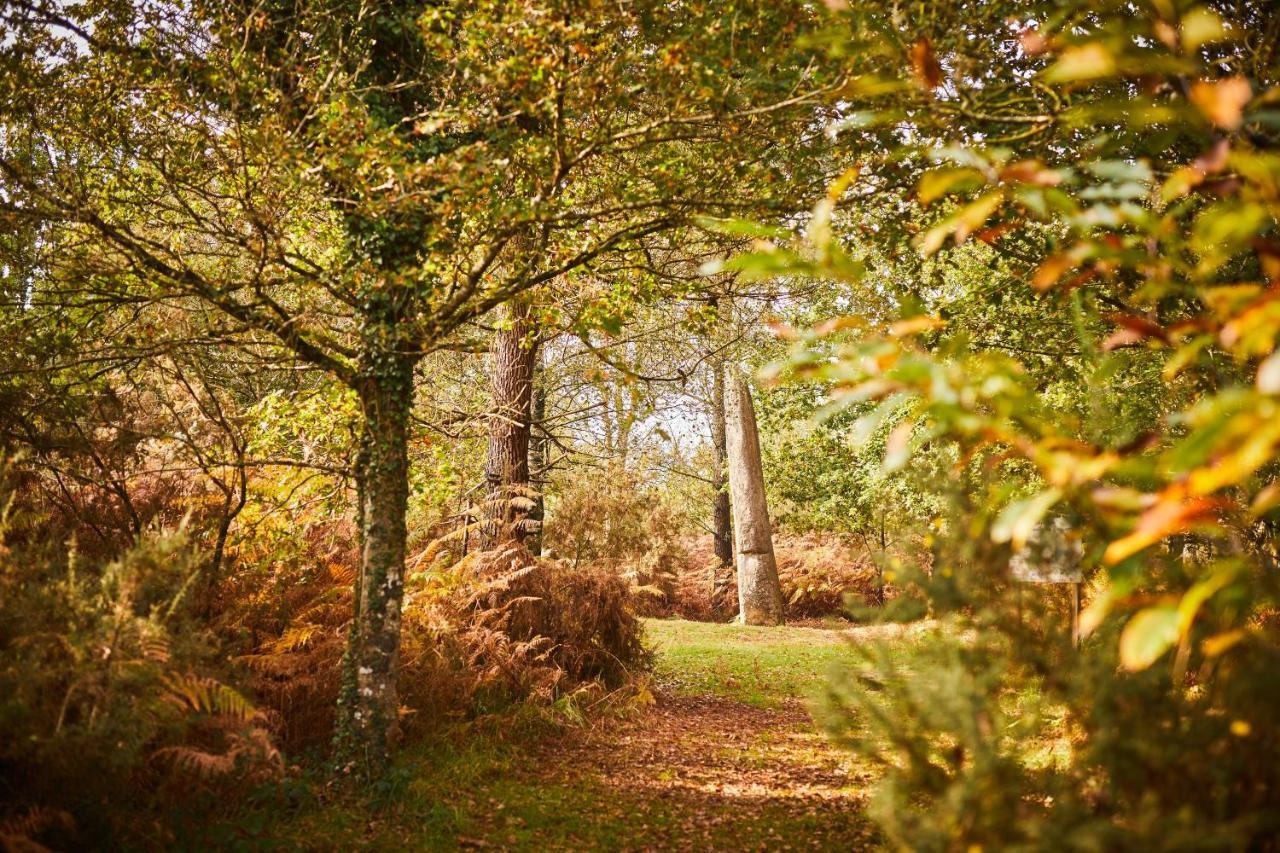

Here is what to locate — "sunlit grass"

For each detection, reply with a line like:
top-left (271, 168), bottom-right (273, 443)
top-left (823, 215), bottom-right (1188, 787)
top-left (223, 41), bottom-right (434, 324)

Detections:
top-left (647, 617), bottom-right (853, 706)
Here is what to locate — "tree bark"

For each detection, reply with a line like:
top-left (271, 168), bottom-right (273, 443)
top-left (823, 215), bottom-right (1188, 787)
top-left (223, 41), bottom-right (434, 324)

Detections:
top-left (333, 353), bottom-right (415, 776)
top-left (527, 355), bottom-right (547, 555)
top-left (710, 360), bottom-right (733, 568)
top-left (482, 299), bottom-right (537, 547)
top-left (724, 366), bottom-right (784, 625)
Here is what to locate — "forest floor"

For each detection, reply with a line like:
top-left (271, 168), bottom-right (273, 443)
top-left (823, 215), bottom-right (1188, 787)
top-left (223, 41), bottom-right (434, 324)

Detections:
top-left (225, 618), bottom-right (931, 852)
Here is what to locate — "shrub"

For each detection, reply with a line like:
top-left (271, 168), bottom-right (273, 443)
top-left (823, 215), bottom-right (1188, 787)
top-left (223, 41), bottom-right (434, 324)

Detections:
top-left (823, 555), bottom-right (1280, 850)
top-left (243, 541), bottom-right (652, 752)
top-left (401, 545), bottom-right (651, 718)
top-left (0, 487), bottom-right (279, 850)
top-left (543, 467), bottom-right (690, 588)
top-left (646, 533), bottom-right (885, 621)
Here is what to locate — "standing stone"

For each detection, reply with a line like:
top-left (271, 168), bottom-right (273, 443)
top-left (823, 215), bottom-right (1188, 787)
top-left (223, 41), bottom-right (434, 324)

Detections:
top-left (724, 366), bottom-right (784, 625)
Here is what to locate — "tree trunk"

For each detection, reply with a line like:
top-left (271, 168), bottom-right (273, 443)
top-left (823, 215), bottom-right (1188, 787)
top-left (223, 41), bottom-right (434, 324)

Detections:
top-left (482, 299), bottom-right (537, 546)
top-left (333, 354), bottom-right (414, 776)
top-left (724, 366), bottom-right (784, 625)
top-left (527, 355), bottom-right (547, 555)
top-left (710, 360), bottom-right (733, 568)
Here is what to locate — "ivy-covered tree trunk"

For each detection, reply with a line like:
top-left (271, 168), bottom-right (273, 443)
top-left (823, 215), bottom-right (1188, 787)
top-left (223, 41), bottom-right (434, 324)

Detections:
top-left (710, 360), bottom-right (734, 568)
top-left (724, 367), bottom-right (784, 626)
top-left (333, 353), bottom-right (415, 776)
top-left (482, 299), bottom-right (537, 547)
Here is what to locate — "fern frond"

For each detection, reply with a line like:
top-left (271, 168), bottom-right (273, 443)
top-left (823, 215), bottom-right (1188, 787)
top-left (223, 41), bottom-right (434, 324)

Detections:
top-left (268, 624), bottom-right (322, 654)
top-left (326, 562), bottom-right (355, 586)
top-left (140, 634), bottom-right (171, 663)
top-left (0, 805), bottom-right (73, 851)
top-left (155, 745), bottom-right (236, 778)
top-left (161, 673), bottom-right (259, 721)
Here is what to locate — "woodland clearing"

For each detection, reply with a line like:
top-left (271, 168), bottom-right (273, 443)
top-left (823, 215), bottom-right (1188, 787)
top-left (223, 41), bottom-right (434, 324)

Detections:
top-left (5, 1), bottom-right (1280, 849)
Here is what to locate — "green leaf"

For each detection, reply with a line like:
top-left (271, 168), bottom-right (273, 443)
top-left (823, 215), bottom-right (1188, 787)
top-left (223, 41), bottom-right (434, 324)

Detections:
top-left (1119, 606), bottom-right (1179, 671)
top-left (1086, 159), bottom-right (1153, 183)
top-left (1192, 201), bottom-right (1268, 274)
top-left (694, 217), bottom-right (792, 240)
top-left (1178, 562), bottom-right (1240, 635)
top-left (991, 488), bottom-right (1063, 549)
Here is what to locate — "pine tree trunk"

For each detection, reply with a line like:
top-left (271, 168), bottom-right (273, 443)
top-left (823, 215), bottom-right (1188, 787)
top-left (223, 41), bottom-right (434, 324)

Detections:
top-left (333, 354), bottom-right (414, 776)
top-left (724, 366), bottom-right (784, 625)
top-left (527, 356), bottom-right (547, 555)
top-left (710, 360), bottom-right (733, 568)
top-left (483, 299), bottom-right (536, 546)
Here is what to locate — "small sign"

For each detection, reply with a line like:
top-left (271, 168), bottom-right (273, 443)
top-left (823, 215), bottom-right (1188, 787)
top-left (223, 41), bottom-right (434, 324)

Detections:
top-left (1010, 516), bottom-right (1083, 584)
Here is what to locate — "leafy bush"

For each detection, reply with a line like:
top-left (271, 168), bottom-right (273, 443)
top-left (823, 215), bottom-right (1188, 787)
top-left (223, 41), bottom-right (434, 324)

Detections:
top-left (740, 1), bottom-right (1280, 846)
top-left (824, 554), bottom-right (1280, 850)
top-left (0, 479), bottom-right (279, 850)
top-left (543, 466), bottom-right (691, 602)
top-left (402, 545), bottom-right (652, 716)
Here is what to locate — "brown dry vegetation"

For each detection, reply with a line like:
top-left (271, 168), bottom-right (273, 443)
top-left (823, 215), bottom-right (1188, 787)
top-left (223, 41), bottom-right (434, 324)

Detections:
top-left (633, 534), bottom-right (885, 623)
top-left (240, 540), bottom-right (649, 754)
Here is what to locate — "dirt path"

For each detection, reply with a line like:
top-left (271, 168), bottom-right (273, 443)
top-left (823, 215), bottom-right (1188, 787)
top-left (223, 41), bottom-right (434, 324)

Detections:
top-left (455, 619), bottom-right (891, 850)
top-left (272, 619), bottom-right (892, 850)
top-left (525, 692), bottom-right (876, 851)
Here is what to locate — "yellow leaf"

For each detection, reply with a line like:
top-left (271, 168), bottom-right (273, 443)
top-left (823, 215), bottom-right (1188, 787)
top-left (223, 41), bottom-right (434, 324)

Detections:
top-left (1104, 490), bottom-right (1223, 564)
top-left (1078, 580), bottom-right (1122, 638)
top-left (1042, 43), bottom-right (1117, 83)
top-left (1202, 629), bottom-right (1246, 657)
top-left (888, 315), bottom-right (946, 337)
top-left (1249, 482), bottom-right (1280, 515)
top-left (917, 191), bottom-right (1004, 256)
top-left (1162, 335), bottom-right (1213, 380)
top-left (1177, 562), bottom-right (1239, 635)
top-left (1032, 253), bottom-right (1075, 291)
top-left (917, 168), bottom-right (985, 206)
top-left (1187, 418), bottom-right (1280, 495)
top-left (1181, 8), bottom-right (1230, 51)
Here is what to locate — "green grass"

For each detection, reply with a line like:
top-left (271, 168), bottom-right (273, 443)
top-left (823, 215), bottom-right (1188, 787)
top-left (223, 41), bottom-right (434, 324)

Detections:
top-left (648, 617), bottom-right (855, 706)
top-left (192, 617), bottom-right (889, 851)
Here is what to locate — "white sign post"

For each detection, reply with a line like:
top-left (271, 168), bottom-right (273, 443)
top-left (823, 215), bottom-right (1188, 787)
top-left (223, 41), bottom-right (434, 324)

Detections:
top-left (1010, 517), bottom-right (1084, 646)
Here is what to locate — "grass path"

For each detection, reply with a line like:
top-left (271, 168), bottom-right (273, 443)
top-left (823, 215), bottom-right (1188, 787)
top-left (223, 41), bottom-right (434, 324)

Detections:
top-left (240, 618), bottom-right (894, 851)
top-left (508, 619), bottom-right (879, 850)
